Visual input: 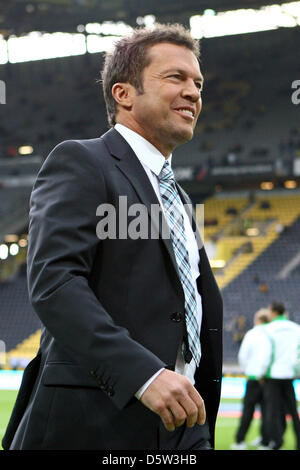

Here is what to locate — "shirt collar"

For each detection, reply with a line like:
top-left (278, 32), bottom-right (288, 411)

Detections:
top-left (272, 315), bottom-right (287, 322)
top-left (115, 123), bottom-right (172, 177)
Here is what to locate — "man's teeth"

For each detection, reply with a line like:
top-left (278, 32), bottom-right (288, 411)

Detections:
top-left (178, 109), bottom-right (194, 117)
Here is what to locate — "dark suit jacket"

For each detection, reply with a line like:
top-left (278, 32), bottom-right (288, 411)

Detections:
top-left (3, 128), bottom-right (223, 450)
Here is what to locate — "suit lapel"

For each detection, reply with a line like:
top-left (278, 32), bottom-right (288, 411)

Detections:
top-left (101, 128), bottom-right (181, 283)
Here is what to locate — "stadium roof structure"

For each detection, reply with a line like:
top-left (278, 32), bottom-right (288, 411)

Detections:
top-left (0, 0), bottom-right (287, 37)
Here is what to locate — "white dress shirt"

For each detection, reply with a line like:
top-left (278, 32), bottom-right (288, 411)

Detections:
top-left (114, 123), bottom-right (203, 396)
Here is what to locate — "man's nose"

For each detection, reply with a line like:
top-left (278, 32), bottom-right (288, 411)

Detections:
top-left (182, 79), bottom-right (201, 102)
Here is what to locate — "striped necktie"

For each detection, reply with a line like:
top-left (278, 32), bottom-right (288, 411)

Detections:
top-left (158, 160), bottom-right (201, 366)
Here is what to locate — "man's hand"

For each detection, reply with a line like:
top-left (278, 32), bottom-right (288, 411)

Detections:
top-left (140, 369), bottom-right (206, 432)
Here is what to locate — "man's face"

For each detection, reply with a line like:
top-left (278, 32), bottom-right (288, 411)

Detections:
top-left (126, 42), bottom-right (203, 156)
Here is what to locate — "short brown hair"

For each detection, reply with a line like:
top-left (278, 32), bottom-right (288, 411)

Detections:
top-left (101, 23), bottom-right (200, 127)
top-left (270, 301), bottom-right (285, 316)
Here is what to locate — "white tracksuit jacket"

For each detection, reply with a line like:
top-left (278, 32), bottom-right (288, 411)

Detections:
top-left (238, 317), bottom-right (300, 380)
top-left (260, 316), bottom-right (300, 379)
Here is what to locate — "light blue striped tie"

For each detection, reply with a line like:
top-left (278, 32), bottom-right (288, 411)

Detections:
top-left (158, 160), bottom-right (200, 366)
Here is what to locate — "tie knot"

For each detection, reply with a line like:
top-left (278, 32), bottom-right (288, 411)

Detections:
top-left (159, 160), bottom-right (174, 183)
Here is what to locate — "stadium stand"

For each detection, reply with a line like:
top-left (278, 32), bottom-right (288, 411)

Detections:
top-left (1, 189), bottom-right (300, 368)
top-left (210, 191), bottom-right (300, 363)
top-left (0, 27), bottom-right (299, 170)
top-left (0, 20), bottom-right (300, 372)
top-left (208, 192), bottom-right (300, 289)
top-left (0, 262), bottom-right (41, 369)
top-left (222, 213), bottom-right (300, 363)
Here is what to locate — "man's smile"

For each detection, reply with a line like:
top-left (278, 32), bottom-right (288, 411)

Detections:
top-left (173, 106), bottom-right (196, 121)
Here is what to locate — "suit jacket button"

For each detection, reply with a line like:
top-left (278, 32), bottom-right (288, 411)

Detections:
top-left (171, 312), bottom-right (183, 322)
top-left (107, 386), bottom-right (115, 397)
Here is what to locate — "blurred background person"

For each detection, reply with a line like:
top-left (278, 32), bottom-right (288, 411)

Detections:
top-left (261, 301), bottom-right (300, 450)
top-left (230, 308), bottom-right (270, 450)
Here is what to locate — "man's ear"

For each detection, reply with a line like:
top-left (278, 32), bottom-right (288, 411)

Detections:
top-left (111, 82), bottom-right (133, 109)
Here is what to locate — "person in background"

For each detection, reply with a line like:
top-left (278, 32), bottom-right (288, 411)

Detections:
top-left (230, 308), bottom-right (270, 450)
top-left (260, 302), bottom-right (300, 450)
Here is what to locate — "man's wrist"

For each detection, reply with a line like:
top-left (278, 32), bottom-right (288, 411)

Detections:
top-left (135, 368), bottom-right (165, 399)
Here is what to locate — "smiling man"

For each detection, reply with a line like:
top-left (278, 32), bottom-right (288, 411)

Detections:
top-left (3, 23), bottom-right (223, 451)
top-left (110, 41), bottom-right (203, 156)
